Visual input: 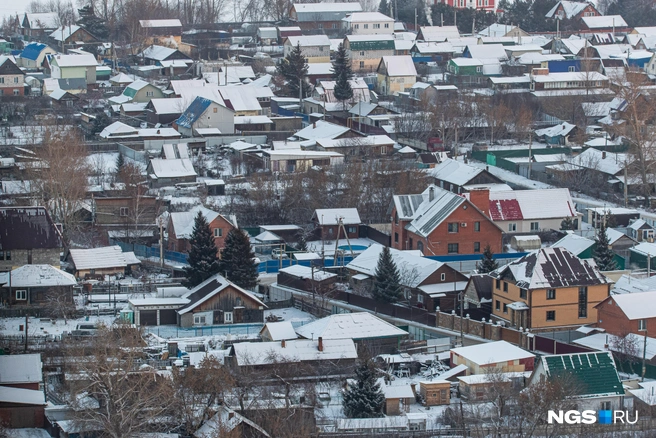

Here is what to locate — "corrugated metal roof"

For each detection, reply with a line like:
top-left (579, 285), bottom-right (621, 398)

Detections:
top-left (176, 96), bottom-right (213, 128)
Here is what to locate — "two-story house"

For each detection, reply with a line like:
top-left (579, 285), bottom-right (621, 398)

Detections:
top-left (283, 35), bottom-right (331, 64)
top-left (289, 2), bottom-right (363, 33)
top-left (439, 0), bottom-right (496, 11)
top-left (430, 158), bottom-right (503, 194)
top-left (174, 96), bottom-right (235, 136)
top-left (595, 292), bottom-right (656, 336)
top-left (0, 207), bottom-right (63, 270)
top-left (342, 12), bottom-right (394, 35)
top-left (489, 247), bottom-right (612, 330)
top-left (48, 52), bottom-right (98, 86)
top-left (312, 208), bottom-right (361, 240)
top-left (389, 185), bottom-right (503, 255)
top-left (545, 1), bottom-right (600, 21)
top-left (376, 55), bottom-right (417, 95)
top-left (167, 205), bottom-right (237, 254)
top-left (21, 12), bottom-right (58, 38)
top-left (344, 34), bottom-right (395, 73)
top-left (49, 25), bottom-right (98, 46)
top-left (0, 57), bottom-right (25, 97)
top-left (17, 42), bottom-right (57, 69)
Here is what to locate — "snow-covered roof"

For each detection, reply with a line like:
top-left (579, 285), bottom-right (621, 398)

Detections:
top-left (295, 312), bottom-right (408, 340)
top-left (169, 205), bottom-right (226, 239)
top-left (531, 71), bottom-right (608, 83)
top-left (465, 44), bottom-right (508, 61)
top-left (313, 207), bottom-right (361, 225)
top-left (478, 23), bottom-right (522, 37)
top-left (546, 1), bottom-right (593, 19)
top-left (628, 219), bottom-right (650, 230)
top-left (418, 25), bottom-right (460, 42)
top-left (631, 242), bottom-right (656, 258)
top-left (218, 86), bottom-right (262, 112)
top-left (551, 233), bottom-right (595, 255)
top-left (149, 158), bottom-right (197, 178)
top-left (338, 416), bottom-right (408, 431)
top-left (231, 338), bottom-right (357, 366)
top-left (343, 11), bottom-right (394, 23)
top-left (489, 188), bottom-right (577, 221)
top-left (0, 386), bottom-right (46, 405)
top-left (179, 274), bottom-right (265, 314)
top-left (380, 55), bottom-right (417, 77)
top-left (292, 2), bottom-right (362, 13)
top-left (293, 252), bottom-right (321, 261)
top-left (260, 321), bottom-right (298, 341)
top-left (234, 115), bottom-right (274, 125)
top-left (316, 135), bottom-right (394, 149)
top-left (0, 354), bottom-right (42, 384)
top-left (51, 52), bottom-right (97, 67)
top-left (429, 157), bottom-right (486, 186)
top-left (582, 15), bottom-right (628, 29)
top-left (347, 243), bottom-right (444, 288)
top-left (451, 340), bottom-right (535, 365)
top-left (490, 247), bottom-right (612, 289)
top-left (128, 297), bottom-right (190, 307)
top-left (573, 333), bottom-right (656, 361)
top-left (294, 120), bottom-right (351, 141)
top-left (280, 264), bottom-right (337, 281)
top-left (535, 122), bottom-right (576, 138)
top-left (196, 405), bottom-right (270, 438)
top-left (604, 292), bottom-right (656, 320)
top-left (285, 34), bottom-right (331, 47)
top-left (49, 25), bottom-right (82, 41)
top-left (566, 147), bottom-right (628, 176)
top-left (139, 19), bottom-right (182, 28)
top-left (99, 121), bottom-right (138, 137)
top-left (24, 12), bottom-right (58, 29)
top-left (517, 53), bottom-right (564, 65)
top-left (381, 382), bottom-right (415, 399)
top-left (254, 230), bottom-right (282, 242)
top-left (6, 265), bottom-right (76, 287)
top-left (413, 41), bottom-right (456, 54)
top-left (69, 245), bottom-right (141, 271)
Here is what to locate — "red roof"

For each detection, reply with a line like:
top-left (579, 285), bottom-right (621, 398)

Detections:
top-left (489, 199), bottom-right (523, 221)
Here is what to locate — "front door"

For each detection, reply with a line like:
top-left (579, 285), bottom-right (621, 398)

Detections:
top-left (224, 311), bottom-right (233, 324)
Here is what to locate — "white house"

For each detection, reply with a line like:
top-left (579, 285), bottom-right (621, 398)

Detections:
top-left (342, 12), bottom-right (395, 35)
top-left (284, 35), bottom-right (331, 63)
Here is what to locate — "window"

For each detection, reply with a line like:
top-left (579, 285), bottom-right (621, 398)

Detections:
top-left (520, 289), bottom-right (527, 299)
top-left (213, 107), bottom-right (218, 113)
top-left (224, 312), bottom-right (233, 323)
top-left (503, 282), bottom-right (508, 292)
top-left (0, 78), bottom-right (4, 83)
top-left (14, 77), bottom-right (18, 83)
top-left (508, 223), bottom-right (517, 232)
top-left (15, 290), bottom-right (27, 300)
top-left (332, 23), bottom-right (337, 29)
top-left (318, 23), bottom-right (323, 29)
top-left (474, 221), bottom-right (480, 232)
top-left (474, 242), bottom-right (480, 253)
top-left (374, 23), bottom-right (380, 29)
top-left (120, 207), bottom-right (129, 216)
top-left (496, 279), bottom-right (501, 289)
top-left (354, 24), bottom-right (359, 29)
top-left (348, 226), bottom-right (356, 234)
top-left (364, 24), bottom-right (368, 29)
top-left (5, 251), bottom-right (9, 261)
top-left (568, 66), bottom-right (576, 72)
top-left (384, 23), bottom-right (389, 28)
top-left (194, 315), bottom-right (206, 325)
top-left (530, 222), bottom-right (539, 231)
top-left (417, 241), bottom-right (424, 252)
top-left (408, 238), bottom-right (413, 249)
top-left (503, 303), bottom-right (508, 313)
top-left (496, 300), bottom-right (500, 311)
top-left (447, 243), bottom-right (459, 254)
top-left (639, 319), bottom-right (647, 331)
top-left (547, 289), bottom-right (556, 300)
top-left (476, 66), bottom-right (482, 73)
top-left (319, 46), bottom-right (324, 51)
top-left (146, 91), bottom-right (154, 97)
top-left (600, 401), bottom-right (611, 411)
top-left (418, 293), bottom-right (424, 303)
top-left (394, 232), bottom-right (399, 243)
top-left (394, 212), bottom-right (399, 224)
top-left (578, 286), bottom-right (588, 318)
top-left (441, 273), bottom-right (446, 281)
top-left (214, 228), bottom-right (223, 237)
top-left (546, 310), bottom-right (556, 321)
top-left (448, 223), bottom-right (459, 233)
top-left (13, 89), bottom-right (20, 96)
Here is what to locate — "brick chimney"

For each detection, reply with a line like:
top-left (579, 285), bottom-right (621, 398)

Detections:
top-left (429, 186), bottom-right (435, 202)
top-left (318, 336), bottom-right (323, 352)
top-left (281, 339), bottom-right (286, 348)
top-left (469, 188), bottom-right (490, 217)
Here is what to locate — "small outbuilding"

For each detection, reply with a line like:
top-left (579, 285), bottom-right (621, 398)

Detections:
top-left (510, 235), bottom-right (541, 251)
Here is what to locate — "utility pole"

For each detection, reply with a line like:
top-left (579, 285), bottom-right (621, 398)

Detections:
top-left (159, 217), bottom-right (164, 268)
top-left (642, 329), bottom-right (648, 381)
top-left (24, 315), bottom-right (28, 352)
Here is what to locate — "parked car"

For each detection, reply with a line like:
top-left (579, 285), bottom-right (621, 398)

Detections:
top-left (271, 248), bottom-right (288, 259)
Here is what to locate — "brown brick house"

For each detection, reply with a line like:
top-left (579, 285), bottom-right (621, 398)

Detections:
top-left (0, 57), bottom-right (25, 97)
top-left (489, 247), bottom-right (612, 330)
top-left (389, 186), bottom-right (503, 255)
top-left (595, 292), bottom-right (656, 336)
top-left (167, 205), bottom-right (237, 254)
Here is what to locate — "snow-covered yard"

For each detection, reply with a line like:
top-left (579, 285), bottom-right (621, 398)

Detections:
top-left (0, 314), bottom-right (117, 337)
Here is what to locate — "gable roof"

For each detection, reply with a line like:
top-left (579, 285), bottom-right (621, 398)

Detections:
top-left (464, 44), bottom-right (508, 61)
top-left (294, 120), bottom-right (351, 140)
top-left (582, 15), bottom-right (627, 29)
top-left (0, 206), bottom-right (63, 251)
top-left (342, 11), bottom-right (394, 23)
top-left (286, 34), bottom-right (331, 47)
top-left (534, 122), bottom-right (577, 138)
top-left (0, 56), bottom-right (23, 75)
top-left (490, 247), bottom-right (612, 289)
top-left (260, 321), bottom-right (298, 341)
top-left (291, 2), bottom-right (362, 21)
top-left (488, 188), bottom-right (577, 221)
top-left (23, 12), bottom-right (58, 29)
top-left (20, 42), bottom-right (50, 61)
top-left (451, 340), bottom-right (535, 364)
top-left (402, 186), bottom-right (471, 238)
top-left (312, 208), bottom-right (361, 225)
top-left (218, 86), bottom-right (262, 112)
top-left (178, 274), bottom-right (265, 314)
top-left (418, 25), bottom-right (460, 42)
top-left (141, 45), bottom-right (189, 61)
top-left (231, 338), bottom-right (357, 366)
top-left (551, 233), bottom-right (595, 256)
top-left (379, 56), bottom-right (417, 77)
top-left (347, 244), bottom-right (446, 288)
top-left (601, 292), bottom-right (656, 320)
top-left (546, 1), bottom-right (594, 19)
top-left (50, 52), bottom-right (97, 67)
top-left (176, 96), bottom-right (220, 128)
top-left (149, 157), bottom-right (197, 178)
top-left (49, 25), bottom-right (85, 41)
top-left (169, 205), bottom-right (235, 239)
top-left (139, 19), bottom-right (182, 28)
top-left (538, 352), bottom-right (623, 398)
top-left (295, 312), bottom-right (408, 340)
top-left (7, 264), bottom-right (76, 287)
top-left (429, 158), bottom-right (491, 186)
top-left (69, 245), bottom-right (140, 270)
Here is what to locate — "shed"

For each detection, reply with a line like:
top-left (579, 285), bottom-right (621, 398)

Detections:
top-left (450, 340), bottom-right (535, 375)
top-left (510, 235), bottom-right (541, 251)
top-left (381, 381), bottom-right (415, 415)
top-left (277, 265), bottom-right (337, 293)
top-left (259, 321), bottom-right (298, 342)
top-left (419, 380), bottom-right (451, 406)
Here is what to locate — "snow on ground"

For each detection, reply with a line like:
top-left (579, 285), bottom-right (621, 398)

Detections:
top-left (264, 307), bottom-right (316, 323)
top-left (87, 152), bottom-right (119, 174)
top-left (306, 238), bottom-right (380, 257)
top-left (0, 315), bottom-right (117, 337)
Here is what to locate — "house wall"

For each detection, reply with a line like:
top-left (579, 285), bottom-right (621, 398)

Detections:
top-left (0, 74), bottom-right (25, 96)
top-left (459, 380), bottom-right (512, 401)
top-left (1, 285), bottom-right (73, 307)
top-left (419, 381), bottom-right (450, 406)
top-left (0, 404), bottom-right (45, 428)
top-left (491, 280), bottom-right (610, 329)
top-left (192, 102), bottom-right (235, 135)
top-left (134, 86), bottom-right (165, 103)
top-left (0, 248), bottom-right (61, 270)
top-left (376, 73), bottom-right (416, 95)
top-left (75, 266), bottom-right (125, 278)
top-left (440, 0), bottom-right (496, 11)
top-left (391, 203), bottom-right (503, 255)
top-left (451, 352), bottom-right (534, 375)
top-left (317, 224), bottom-right (359, 240)
top-left (346, 21), bottom-right (394, 35)
top-left (94, 197), bottom-right (159, 226)
top-left (495, 217), bottom-right (577, 233)
top-left (180, 286), bottom-right (265, 328)
top-left (54, 65), bottom-right (87, 80)
top-left (596, 298), bottom-right (656, 336)
top-left (348, 49), bottom-right (394, 72)
top-left (283, 43), bottom-right (330, 63)
top-left (168, 214), bottom-right (235, 254)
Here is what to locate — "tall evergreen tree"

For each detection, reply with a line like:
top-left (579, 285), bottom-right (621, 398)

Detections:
top-left (184, 211), bottom-right (221, 288)
top-left (477, 244), bottom-right (499, 274)
top-left (373, 246), bottom-right (402, 303)
top-left (219, 228), bottom-right (259, 290)
top-left (332, 43), bottom-right (354, 111)
top-left (593, 212), bottom-right (618, 271)
top-left (77, 4), bottom-right (109, 40)
top-left (378, 0), bottom-right (391, 16)
top-left (115, 152), bottom-right (125, 174)
top-left (276, 42), bottom-right (311, 98)
top-left (342, 359), bottom-right (385, 418)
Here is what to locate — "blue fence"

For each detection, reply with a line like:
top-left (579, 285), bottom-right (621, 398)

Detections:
top-left (114, 241), bottom-right (189, 265)
top-left (144, 320), bottom-right (310, 339)
top-left (276, 107), bottom-right (309, 122)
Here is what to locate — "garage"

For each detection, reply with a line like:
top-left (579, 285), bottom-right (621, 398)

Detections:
top-left (159, 309), bottom-right (178, 325)
top-left (128, 297), bottom-right (190, 327)
top-left (139, 310), bottom-right (157, 326)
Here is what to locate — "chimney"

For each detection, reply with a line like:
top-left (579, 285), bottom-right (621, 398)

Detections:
top-left (318, 336), bottom-right (324, 352)
top-left (281, 339), bottom-right (286, 348)
top-left (429, 186), bottom-right (435, 202)
top-left (313, 122), bottom-right (316, 129)
top-left (469, 188), bottom-right (490, 217)
top-left (228, 411), bottom-right (235, 420)
top-left (602, 151), bottom-right (607, 159)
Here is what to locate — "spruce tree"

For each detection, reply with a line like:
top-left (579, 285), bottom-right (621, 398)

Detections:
top-left (332, 43), bottom-right (354, 111)
top-left (219, 228), bottom-right (259, 290)
top-left (115, 152), bottom-right (125, 174)
top-left (477, 244), bottom-right (499, 274)
top-left (593, 212), bottom-right (618, 271)
top-left (184, 211), bottom-right (221, 288)
top-left (378, 0), bottom-right (390, 16)
top-left (372, 246), bottom-right (402, 303)
top-left (276, 42), bottom-right (311, 98)
top-left (343, 359), bottom-right (385, 418)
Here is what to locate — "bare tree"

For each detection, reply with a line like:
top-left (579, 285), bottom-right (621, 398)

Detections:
top-left (44, 287), bottom-right (76, 323)
top-left (610, 331), bottom-right (641, 375)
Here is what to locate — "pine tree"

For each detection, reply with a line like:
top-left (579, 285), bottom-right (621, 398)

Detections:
top-left (276, 42), bottom-right (311, 98)
top-left (115, 152), bottom-right (125, 174)
top-left (184, 211), bottom-right (221, 288)
top-left (332, 43), bottom-right (354, 111)
top-left (296, 231), bottom-right (308, 252)
top-left (77, 4), bottom-right (109, 40)
top-left (593, 212), bottom-right (618, 271)
top-left (477, 244), bottom-right (499, 274)
top-left (372, 246), bottom-right (402, 303)
top-left (343, 359), bottom-right (385, 418)
top-left (219, 228), bottom-right (259, 290)
top-left (560, 216), bottom-right (575, 230)
top-left (378, 0), bottom-right (390, 16)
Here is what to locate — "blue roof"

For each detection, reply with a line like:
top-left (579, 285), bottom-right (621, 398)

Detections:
top-left (21, 43), bottom-right (47, 61)
top-left (176, 96), bottom-right (213, 129)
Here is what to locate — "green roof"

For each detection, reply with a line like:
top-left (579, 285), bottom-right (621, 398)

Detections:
top-left (349, 40), bottom-right (395, 51)
top-left (543, 352), bottom-right (623, 398)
